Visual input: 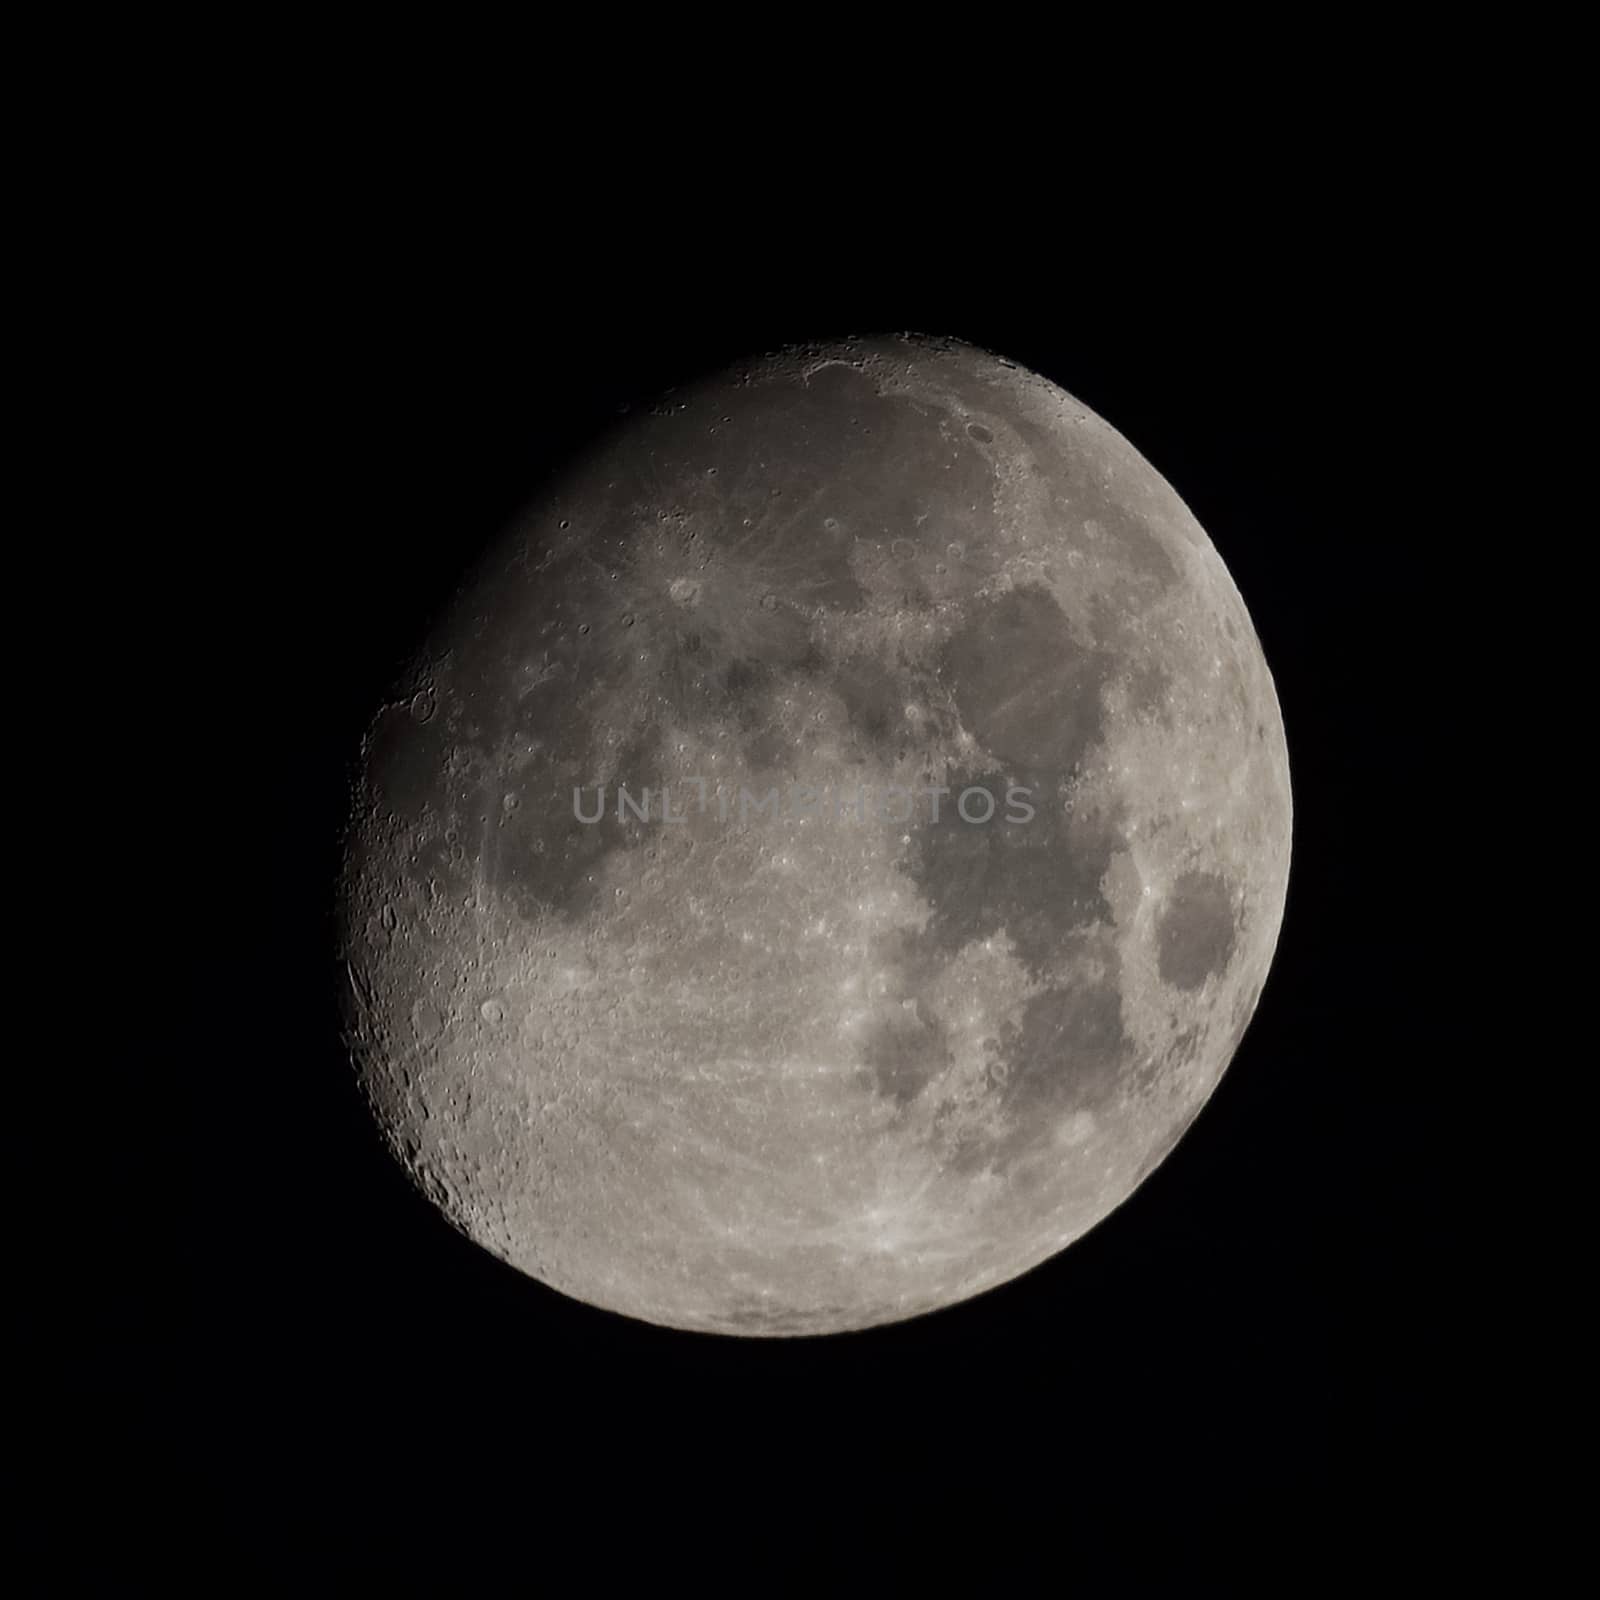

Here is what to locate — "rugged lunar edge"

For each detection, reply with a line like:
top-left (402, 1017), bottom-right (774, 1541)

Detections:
top-left (339, 335), bottom-right (1292, 1336)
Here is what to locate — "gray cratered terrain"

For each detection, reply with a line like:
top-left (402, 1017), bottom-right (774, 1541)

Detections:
top-left (339, 335), bottom-right (1291, 1336)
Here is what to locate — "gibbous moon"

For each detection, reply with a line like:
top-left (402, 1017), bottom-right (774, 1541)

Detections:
top-left (339, 335), bottom-right (1291, 1335)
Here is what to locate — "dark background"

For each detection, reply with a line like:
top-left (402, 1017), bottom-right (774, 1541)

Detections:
top-left (136, 212), bottom-right (1453, 1582)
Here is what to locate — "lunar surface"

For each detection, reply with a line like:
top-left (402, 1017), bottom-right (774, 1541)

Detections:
top-left (338, 335), bottom-right (1291, 1336)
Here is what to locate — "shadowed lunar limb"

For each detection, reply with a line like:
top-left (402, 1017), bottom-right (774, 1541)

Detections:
top-left (339, 334), bottom-right (1291, 1336)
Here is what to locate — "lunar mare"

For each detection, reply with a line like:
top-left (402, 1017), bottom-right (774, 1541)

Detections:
top-left (339, 335), bottom-right (1291, 1336)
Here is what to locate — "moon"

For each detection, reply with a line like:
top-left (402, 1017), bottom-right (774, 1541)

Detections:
top-left (338, 335), bottom-right (1291, 1336)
